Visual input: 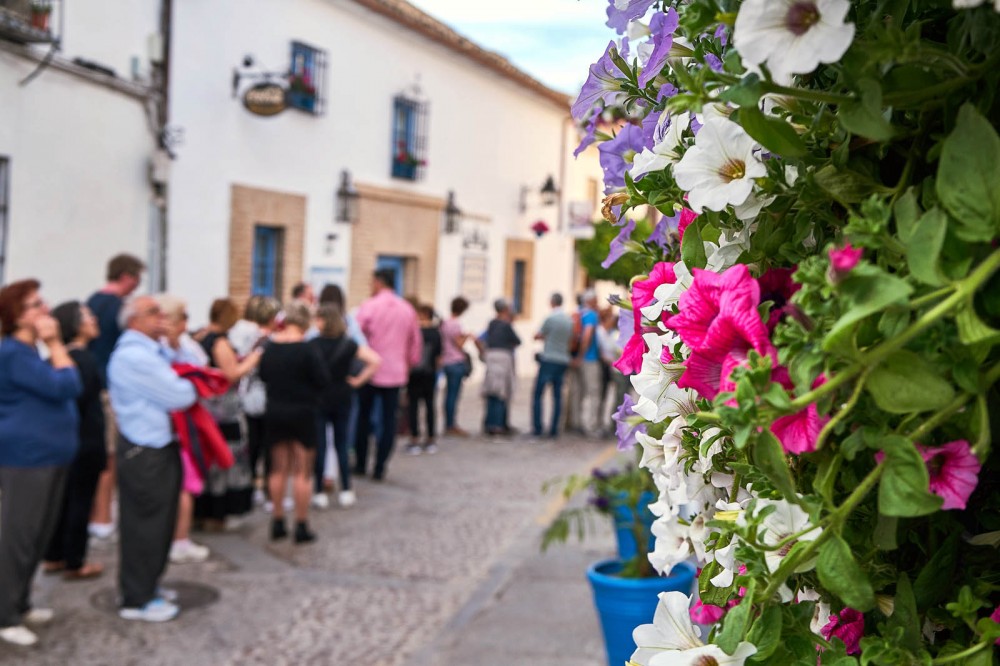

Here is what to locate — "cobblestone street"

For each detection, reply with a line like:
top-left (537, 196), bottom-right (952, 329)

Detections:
top-left (2, 388), bottom-right (617, 666)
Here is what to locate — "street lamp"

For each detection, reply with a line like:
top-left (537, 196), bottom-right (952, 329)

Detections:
top-left (335, 170), bottom-right (359, 223)
top-left (540, 175), bottom-right (559, 206)
top-left (444, 190), bottom-right (462, 233)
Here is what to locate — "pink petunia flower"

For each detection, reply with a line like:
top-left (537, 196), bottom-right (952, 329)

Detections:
top-left (757, 266), bottom-right (801, 332)
top-left (918, 440), bottom-right (981, 511)
top-left (614, 262), bottom-right (677, 375)
top-left (768, 368), bottom-right (828, 455)
top-left (822, 608), bottom-right (864, 655)
top-left (677, 207), bottom-right (698, 243)
top-left (827, 244), bottom-right (863, 283)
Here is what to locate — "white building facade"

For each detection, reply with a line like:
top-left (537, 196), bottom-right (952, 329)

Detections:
top-left (0, 0), bottom-right (165, 302)
top-left (167, 0), bottom-right (602, 370)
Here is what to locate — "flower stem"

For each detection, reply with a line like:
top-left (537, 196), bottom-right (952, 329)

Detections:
top-left (786, 247), bottom-right (1000, 412)
top-left (814, 367), bottom-right (870, 451)
top-left (930, 640), bottom-right (989, 664)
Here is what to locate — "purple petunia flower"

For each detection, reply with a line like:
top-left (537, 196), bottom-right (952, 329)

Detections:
top-left (606, 0), bottom-right (656, 34)
top-left (613, 394), bottom-right (647, 451)
top-left (599, 123), bottom-right (645, 193)
top-left (641, 108), bottom-right (663, 150)
top-left (602, 217), bottom-right (637, 269)
top-left (571, 42), bottom-right (625, 121)
top-left (617, 307), bottom-right (633, 347)
top-left (714, 24), bottom-right (730, 47)
top-left (704, 53), bottom-right (724, 72)
top-left (574, 113), bottom-right (599, 158)
top-left (648, 209), bottom-right (679, 250)
top-left (637, 8), bottom-right (679, 88)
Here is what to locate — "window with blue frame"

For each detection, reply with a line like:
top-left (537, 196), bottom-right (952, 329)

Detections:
top-left (252, 226), bottom-right (284, 298)
top-left (391, 96), bottom-right (428, 180)
top-left (288, 41), bottom-right (326, 115)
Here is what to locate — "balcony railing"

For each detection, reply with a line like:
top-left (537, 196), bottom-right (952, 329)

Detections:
top-left (0, 0), bottom-right (60, 45)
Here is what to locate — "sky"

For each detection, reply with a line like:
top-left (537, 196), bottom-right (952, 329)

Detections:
top-left (406, 0), bottom-right (613, 96)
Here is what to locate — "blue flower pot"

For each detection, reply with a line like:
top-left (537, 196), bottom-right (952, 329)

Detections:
top-left (612, 491), bottom-right (656, 561)
top-left (586, 559), bottom-right (696, 666)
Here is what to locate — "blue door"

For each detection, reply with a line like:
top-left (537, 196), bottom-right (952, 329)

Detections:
top-left (252, 226), bottom-right (284, 297)
top-left (376, 255), bottom-right (405, 294)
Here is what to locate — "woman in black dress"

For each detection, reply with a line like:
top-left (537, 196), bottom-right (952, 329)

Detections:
top-left (310, 303), bottom-right (380, 508)
top-left (259, 303), bottom-right (330, 543)
top-left (41, 301), bottom-right (106, 580)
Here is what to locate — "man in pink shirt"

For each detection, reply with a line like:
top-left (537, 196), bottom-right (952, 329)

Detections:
top-left (353, 269), bottom-right (422, 480)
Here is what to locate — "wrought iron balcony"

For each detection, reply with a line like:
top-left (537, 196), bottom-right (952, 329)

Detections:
top-left (0, 0), bottom-right (60, 45)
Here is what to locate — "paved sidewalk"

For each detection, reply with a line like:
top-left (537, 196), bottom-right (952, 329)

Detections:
top-left (2, 384), bottom-right (621, 665)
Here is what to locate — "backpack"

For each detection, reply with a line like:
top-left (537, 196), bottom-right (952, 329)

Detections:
top-left (238, 338), bottom-right (269, 417)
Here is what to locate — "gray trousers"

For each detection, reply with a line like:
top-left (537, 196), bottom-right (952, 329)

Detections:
top-left (117, 438), bottom-right (180, 609)
top-left (0, 465), bottom-right (67, 627)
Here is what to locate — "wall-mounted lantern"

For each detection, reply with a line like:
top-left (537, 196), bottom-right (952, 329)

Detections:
top-left (444, 190), bottom-right (462, 233)
top-left (335, 170), bottom-right (359, 223)
top-left (540, 175), bottom-right (560, 206)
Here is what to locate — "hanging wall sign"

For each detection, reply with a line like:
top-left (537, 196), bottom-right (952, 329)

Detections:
top-left (243, 82), bottom-right (287, 117)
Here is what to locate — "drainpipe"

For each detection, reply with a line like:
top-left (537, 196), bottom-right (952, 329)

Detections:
top-left (151, 0), bottom-right (172, 292)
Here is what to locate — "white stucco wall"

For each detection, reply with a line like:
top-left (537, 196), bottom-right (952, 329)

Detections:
top-left (0, 52), bottom-right (155, 303)
top-left (166, 0), bottom-right (602, 360)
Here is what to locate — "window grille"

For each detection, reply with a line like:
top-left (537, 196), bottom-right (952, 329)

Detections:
top-left (390, 96), bottom-right (428, 181)
top-left (252, 226), bottom-right (284, 298)
top-left (288, 41), bottom-right (326, 115)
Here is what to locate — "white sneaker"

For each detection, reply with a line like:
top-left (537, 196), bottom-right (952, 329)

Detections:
top-left (405, 444), bottom-right (423, 456)
top-left (157, 587), bottom-right (178, 603)
top-left (0, 625), bottom-right (38, 646)
top-left (170, 539), bottom-right (210, 563)
top-left (423, 443), bottom-right (439, 454)
top-left (252, 488), bottom-right (266, 506)
top-left (23, 608), bottom-right (53, 625)
top-left (119, 598), bottom-right (179, 623)
top-left (338, 490), bottom-right (357, 508)
top-left (88, 522), bottom-right (115, 540)
top-left (263, 500), bottom-right (274, 513)
top-left (282, 496), bottom-right (294, 512)
top-left (311, 493), bottom-right (330, 510)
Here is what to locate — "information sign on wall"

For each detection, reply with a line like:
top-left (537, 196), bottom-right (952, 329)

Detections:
top-left (460, 255), bottom-right (488, 302)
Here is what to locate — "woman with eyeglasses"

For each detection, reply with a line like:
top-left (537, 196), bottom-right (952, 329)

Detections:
top-left (0, 280), bottom-right (81, 647)
top-left (40, 301), bottom-right (107, 582)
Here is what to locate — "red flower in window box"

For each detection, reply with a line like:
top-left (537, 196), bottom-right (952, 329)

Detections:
top-left (531, 220), bottom-right (550, 238)
top-left (395, 140), bottom-right (426, 168)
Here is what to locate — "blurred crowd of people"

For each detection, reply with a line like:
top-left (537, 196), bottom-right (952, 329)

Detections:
top-left (0, 254), bottom-right (628, 646)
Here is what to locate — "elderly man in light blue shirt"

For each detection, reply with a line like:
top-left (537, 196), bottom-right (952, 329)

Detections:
top-left (108, 295), bottom-right (196, 623)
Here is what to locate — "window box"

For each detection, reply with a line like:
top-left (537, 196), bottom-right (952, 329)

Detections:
top-left (287, 41), bottom-right (325, 115)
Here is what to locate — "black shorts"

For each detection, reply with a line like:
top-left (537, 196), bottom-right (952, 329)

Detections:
top-left (263, 406), bottom-right (318, 449)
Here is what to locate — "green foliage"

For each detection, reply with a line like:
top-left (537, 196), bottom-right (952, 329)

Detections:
top-left (574, 219), bottom-right (655, 286)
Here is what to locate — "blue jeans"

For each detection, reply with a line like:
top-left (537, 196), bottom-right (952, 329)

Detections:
top-left (485, 396), bottom-right (507, 432)
top-left (315, 400), bottom-right (353, 493)
top-left (442, 362), bottom-right (466, 429)
top-left (354, 385), bottom-right (401, 476)
top-left (533, 360), bottom-right (568, 437)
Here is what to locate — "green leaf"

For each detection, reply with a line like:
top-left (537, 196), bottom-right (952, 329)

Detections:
top-left (865, 350), bottom-right (956, 414)
top-left (893, 189), bottom-right (920, 243)
top-left (736, 105), bottom-right (807, 158)
top-left (905, 207), bottom-right (948, 286)
top-left (888, 575), bottom-right (922, 653)
top-left (814, 165), bottom-right (885, 205)
top-left (717, 580), bottom-right (756, 655)
top-left (720, 73), bottom-right (764, 106)
top-left (747, 605), bottom-right (782, 662)
top-left (936, 103), bottom-right (1000, 242)
top-left (878, 435), bottom-right (943, 517)
top-left (913, 532), bottom-right (959, 610)
top-left (817, 533), bottom-right (876, 611)
top-left (753, 430), bottom-right (798, 500)
top-left (824, 266), bottom-right (913, 351)
top-left (872, 514), bottom-right (898, 551)
top-left (681, 218), bottom-right (707, 270)
top-left (956, 299), bottom-right (1000, 347)
top-left (839, 79), bottom-right (895, 142)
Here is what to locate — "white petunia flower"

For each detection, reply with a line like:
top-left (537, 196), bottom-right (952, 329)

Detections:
top-left (733, 0), bottom-right (856, 82)
top-left (798, 588), bottom-right (833, 635)
top-left (674, 118), bottom-right (767, 215)
top-left (649, 516), bottom-right (692, 573)
top-left (632, 592), bottom-right (757, 666)
top-left (744, 498), bottom-right (823, 573)
top-left (629, 112), bottom-right (691, 182)
top-left (953, 0), bottom-right (1000, 11)
top-left (632, 333), bottom-right (700, 423)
